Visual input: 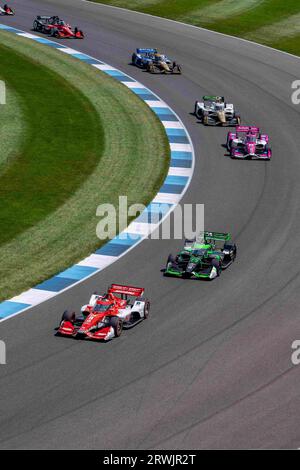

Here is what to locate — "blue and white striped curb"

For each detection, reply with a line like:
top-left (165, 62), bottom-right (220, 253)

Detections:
top-left (0, 25), bottom-right (195, 321)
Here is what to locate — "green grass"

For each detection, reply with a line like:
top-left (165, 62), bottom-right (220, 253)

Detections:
top-left (94, 0), bottom-right (300, 56)
top-left (271, 33), bottom-right (300, 57)
top-left (0, 43), bottom-right (103, 246)
top-left (0, 83), bottom-right (25, 174)
top-left (0, 32), bottom-right (169, 301)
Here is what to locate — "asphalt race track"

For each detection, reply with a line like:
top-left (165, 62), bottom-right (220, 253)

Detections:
top-left (1, 0), bottom-right (300, 450)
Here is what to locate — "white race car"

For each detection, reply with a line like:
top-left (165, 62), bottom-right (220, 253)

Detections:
top-left (194, 95), bottom-right (240, 126)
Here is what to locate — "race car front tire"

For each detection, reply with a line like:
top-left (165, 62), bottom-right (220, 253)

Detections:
top-left (167, 254), bottom-right (175, 265)
top-left (211, 259), bottom-right (221, 277)
top-left (61, 310), bottom-right (76, 323)
top-left (109, 316), bottom-right (123, 337)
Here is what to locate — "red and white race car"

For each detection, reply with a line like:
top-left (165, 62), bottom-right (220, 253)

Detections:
top-left (0, 4), bottom-right (15, 15)
top-left (57, 284), bottom-right (150, 341)
top-left (50, 20), bottom-right (84, 39)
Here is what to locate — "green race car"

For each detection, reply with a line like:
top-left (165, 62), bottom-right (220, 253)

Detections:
top-left (164, 232), bottom-right (237, 280)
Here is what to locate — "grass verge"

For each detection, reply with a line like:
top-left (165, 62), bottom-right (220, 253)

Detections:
top-left (0, 42), bottom-right (104, 246)
top-left (0, 31), bottom-right (169, 301)
top-left (0, 80), bottom-right (25, 174)
top-left (94, 0), bottom-right (300, 57)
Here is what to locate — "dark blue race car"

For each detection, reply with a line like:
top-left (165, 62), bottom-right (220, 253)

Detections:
top-left (131, 48), bottom-right (182, 74)
top-left (131, 48), bottom-right (158, 68)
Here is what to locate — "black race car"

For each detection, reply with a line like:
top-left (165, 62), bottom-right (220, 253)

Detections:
top-left (33, 15), bottom-right (60, 34)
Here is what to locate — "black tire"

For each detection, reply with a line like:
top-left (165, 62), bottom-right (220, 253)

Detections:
top-left (194, 102), bottom-right (202, 118)
top-left (182, 272), bottom-right (192, 279)
top-left (176, 64), bottom-right (182, 74)
top-left (194, 101), bottom-right (198, 116)
top-left (61, 310), bottom-right (75, 323)
top-left (235, 115), bottom-right (241, 125)
top-left (109, 316), bottom-right (123, 337)
top-left (143, 300), bottom-right (150, 319)
top-left (196, 111), bottom-right (202, 121)
top-left (229, 244), bottom-right (237, 261)
top-left (33, 20), bottom-right (39, 31)
top-left (131, 54), bottom-right (136, 65)
top-left (222, 243), bottom-right (237, 267)
top-left (167, 254), bottom-right (175, 265)
top-left (211, 259), bottom-right (221, 277)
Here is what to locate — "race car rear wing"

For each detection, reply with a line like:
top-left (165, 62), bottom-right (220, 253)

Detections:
top-left (236, 126), bottom-right (259, 133)
top-left (185, 232), bottom-right (232, 245)
top-left (202, 231), bottom-right (231, 242)
top-left (137, 48), bottom-right (157, 54)
top-left (203, 95), bottom-right (224, 102)
top-left (109, 284), bottom-right (144, 298)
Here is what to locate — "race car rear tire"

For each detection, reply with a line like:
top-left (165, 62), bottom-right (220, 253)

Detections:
top-left (109, 316), bottom-right (123, 337)
top-left (143, 300), bottom-right (150, 319)
top-left (33, 21), bottom-right (38, 31)
top-left (235, 115), bottom-right (241, 125)
top-left (224, 243), bottom-right (237, 261)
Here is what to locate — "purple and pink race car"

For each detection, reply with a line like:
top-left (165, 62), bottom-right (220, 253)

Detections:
top-left (226, 126), bottom-right (272, 160)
